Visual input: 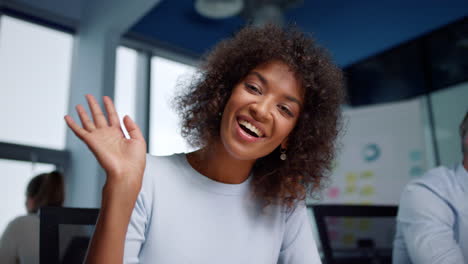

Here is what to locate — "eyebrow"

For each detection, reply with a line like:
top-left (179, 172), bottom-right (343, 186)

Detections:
top-left (285, 95), bottom-right (302, 108)
top-left (251, 71), bottom-right (268, 85)
top-left (250, 71), bottom-right (302, 108)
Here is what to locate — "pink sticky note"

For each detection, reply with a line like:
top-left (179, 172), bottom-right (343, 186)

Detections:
top-left (327, 187), bottom-right (340, 199)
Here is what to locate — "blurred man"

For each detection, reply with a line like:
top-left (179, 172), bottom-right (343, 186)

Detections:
top-left (393, 111), bottom-right (468, 263)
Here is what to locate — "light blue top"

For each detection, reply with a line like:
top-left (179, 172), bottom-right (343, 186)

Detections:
top-left (123, 154), bottom-right (321, 264)
top-left (393, 163), bottom-right (468, 264)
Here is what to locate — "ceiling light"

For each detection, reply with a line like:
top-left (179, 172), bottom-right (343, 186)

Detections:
top-left (195, 0), bottom-right (244, 19)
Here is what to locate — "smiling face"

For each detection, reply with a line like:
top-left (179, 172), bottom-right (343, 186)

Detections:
top-left (219, 60), bottom-right (303, 161)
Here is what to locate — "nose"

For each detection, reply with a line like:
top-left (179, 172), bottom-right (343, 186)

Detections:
top-left (249, 98), bottom-right (272, 122)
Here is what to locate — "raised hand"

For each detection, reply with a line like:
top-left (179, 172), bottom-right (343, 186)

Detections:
top-left (64, 94), bottom-right (147, 191)
top-left (65, 95), bottom-right (147, 264)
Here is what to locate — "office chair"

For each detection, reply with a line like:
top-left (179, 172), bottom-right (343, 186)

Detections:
top-left (39, 206), bottom-right (99, 264)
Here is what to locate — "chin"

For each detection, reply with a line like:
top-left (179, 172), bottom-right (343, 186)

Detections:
top-left (220, 135), bottom-right (274, 161)
top-left (221, 140), bottom-right (256, 161)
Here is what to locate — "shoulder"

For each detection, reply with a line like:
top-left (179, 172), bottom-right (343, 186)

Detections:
top-left (278, 201), bottom-right (320, 261)
top-left (283, 201), bottom-right (308, 224)
top-left (1, 214), bottom-right (38, 239)
top-left (144, 153), bottom-right (185, 172)
top-left (143, 153), bottom-right (186, 181)
top-left (131, 154), bottom-right (187, 222)
top-left (397, 165), bottom-right (460, 220)
top-left (139, 153), bottom-right (188, 196)
top-left (405, 165), bottom-right (458, 196)
top-left (5, 215), bottom-right (38, 228)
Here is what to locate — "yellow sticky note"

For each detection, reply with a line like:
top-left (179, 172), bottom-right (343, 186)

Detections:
top-left (345, 185), bottom-right (357, 194)
top-left (360, 185), bottom-right (375, 196)
top-left (360, 170), bottom-right (374, 179)
top-left (346, 172), bottom-right (358, 183)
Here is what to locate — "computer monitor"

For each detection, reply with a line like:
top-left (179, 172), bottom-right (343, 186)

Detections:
top-left (311, 205), bottom-right (398, 264)
top-left (39, 207), bottom-right (99, 264)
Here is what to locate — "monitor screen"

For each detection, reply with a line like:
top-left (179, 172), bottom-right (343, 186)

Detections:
top-left (58, 224), bottom-right (94, 264)
top-left (324, 216), bottom-right (396, 264)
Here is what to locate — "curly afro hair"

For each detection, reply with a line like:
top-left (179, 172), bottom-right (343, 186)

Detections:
top-left (175, 24), bottom-right (345, 208)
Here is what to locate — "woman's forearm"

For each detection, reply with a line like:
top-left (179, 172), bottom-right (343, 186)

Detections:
top-left (64, 95), bottom-right (146, 263)
top-left (85, 177), bottom-right (141, 264)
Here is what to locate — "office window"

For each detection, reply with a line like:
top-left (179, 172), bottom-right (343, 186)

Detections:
top-left (0, 15), bottom-right (73, 150)
top-left (114, 46), bottom-right (138, 138)
top-left (149, 56), bottom-right (197, 156)
top-left (429, 81), bottom-right (468, 166)
top-left (0, 158), bottom-right (55, 236)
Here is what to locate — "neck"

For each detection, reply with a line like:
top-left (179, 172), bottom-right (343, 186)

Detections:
top-left (186, 142), bottom-right (256, 184)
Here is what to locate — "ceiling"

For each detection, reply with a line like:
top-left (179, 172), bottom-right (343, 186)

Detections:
top-left (129, 0), bottom-right (468, 66)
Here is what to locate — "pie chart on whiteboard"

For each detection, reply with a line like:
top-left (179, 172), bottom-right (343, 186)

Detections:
top-left (362, 143), bottom-right (380, 163)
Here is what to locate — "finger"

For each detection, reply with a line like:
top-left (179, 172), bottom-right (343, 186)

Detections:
top-left (123, 115), bottom-right (144, 141)
top-left (86, 94), bottom-right (108, 128)
top-left (64, 115), bottom-right (89, 140)
top-left (103, 96), bottom-right (120, 127)
top-left (76, 104), bottom-right (96, 131)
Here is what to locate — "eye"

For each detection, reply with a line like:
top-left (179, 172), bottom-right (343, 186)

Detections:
top-left (278, 105), bottom-right (294, 117)
top-left (245, 83), bottom-right (262, 95)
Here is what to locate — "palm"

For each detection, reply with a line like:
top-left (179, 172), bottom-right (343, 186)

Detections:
top-left (65, 95), bottom-right (147, 187)
top-left (86, 126), bottom-right (145, 175)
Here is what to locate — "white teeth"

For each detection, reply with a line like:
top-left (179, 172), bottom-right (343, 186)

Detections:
top-left (239, 119), bottom-right (263, 137)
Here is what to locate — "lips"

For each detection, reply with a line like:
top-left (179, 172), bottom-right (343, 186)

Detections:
top-left (238, 120), bottom-right (263, 138)
top-left (235, 115), bottom-right (266, 143)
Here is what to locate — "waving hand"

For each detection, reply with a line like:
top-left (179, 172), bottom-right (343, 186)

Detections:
top-left (65, 94), bottom-right (146, 190)
top-left (65, 94), bottom-right (147, 264)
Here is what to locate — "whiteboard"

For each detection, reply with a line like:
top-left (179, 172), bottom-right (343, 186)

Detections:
top-left (316, 98), bottom-right (427, 205)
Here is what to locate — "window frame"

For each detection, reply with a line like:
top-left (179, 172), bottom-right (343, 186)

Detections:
top-left (120, 33), bottom-right (200, 151)
top-left (0, 6), bottom-right (76, 34)
top-left (0, 142), bottom-right (70, 173)
top-left (0, 11), bottom-right (72, 172)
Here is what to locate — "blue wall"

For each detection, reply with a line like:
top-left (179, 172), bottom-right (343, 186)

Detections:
top-left (290, 0), bottom-right (468, 66)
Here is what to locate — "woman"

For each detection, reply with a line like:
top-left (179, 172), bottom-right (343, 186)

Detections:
top-left (65, 24), bottom-right (344, 263)
top-left (0, 171), bottom-right (64, 264)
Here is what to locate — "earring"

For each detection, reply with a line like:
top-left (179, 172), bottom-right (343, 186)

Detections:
top-left (280, 148), bottom-right (287, 161)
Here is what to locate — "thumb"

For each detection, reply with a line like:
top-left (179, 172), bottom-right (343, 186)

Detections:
top-left (123, 115), bottom-right (144, 141)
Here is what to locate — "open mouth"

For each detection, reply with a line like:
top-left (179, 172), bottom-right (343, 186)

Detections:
top-left (238, 119), bottom-right (264, 138)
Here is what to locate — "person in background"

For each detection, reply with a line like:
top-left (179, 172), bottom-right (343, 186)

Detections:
top-left (0, 171), bottom-right (65, 264)
top-left (393, 111), bottom-right (468, 263)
